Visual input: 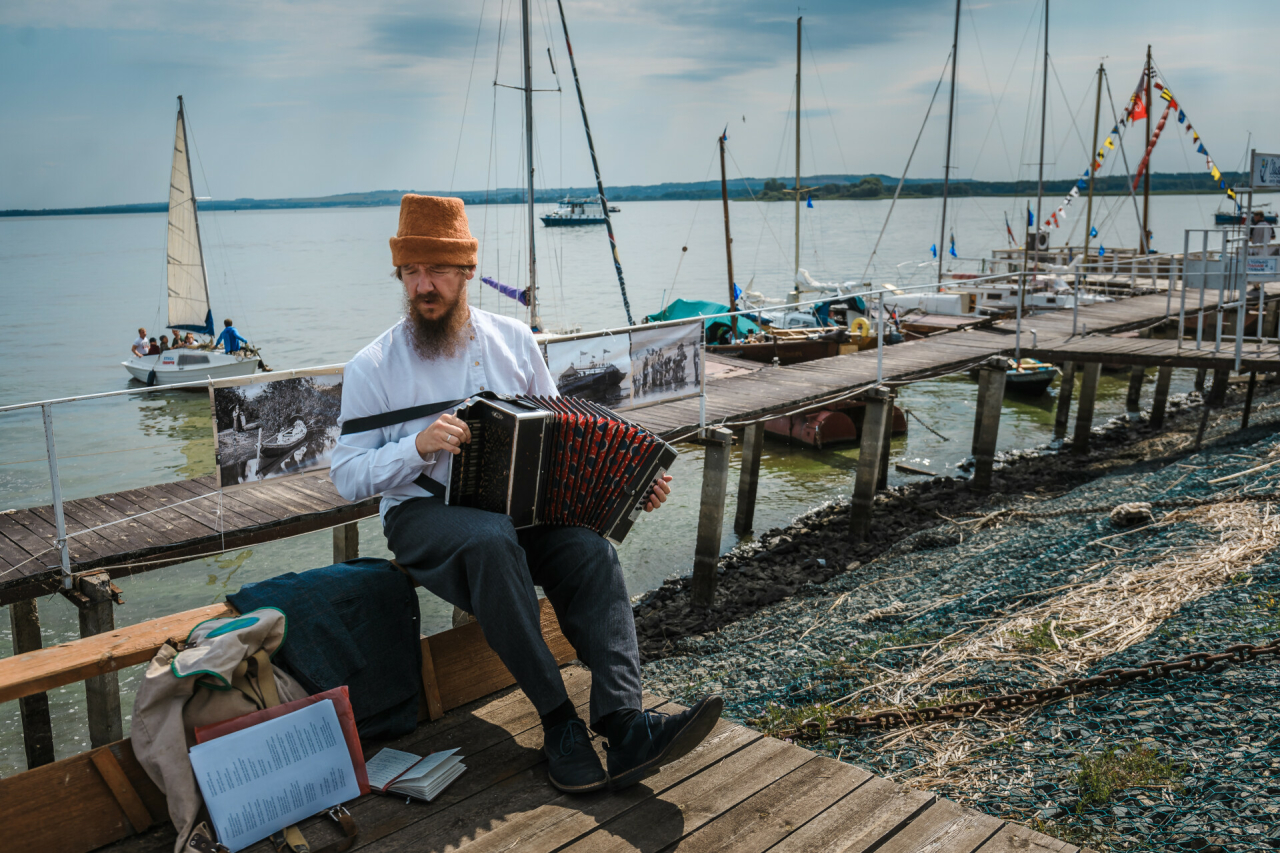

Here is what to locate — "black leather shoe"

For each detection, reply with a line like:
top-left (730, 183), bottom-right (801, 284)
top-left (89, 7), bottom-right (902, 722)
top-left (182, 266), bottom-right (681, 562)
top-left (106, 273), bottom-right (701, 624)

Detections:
top-left (605, 696), bottom-right (724, 790)
top-left (544, 718), bottom-right (608, 793)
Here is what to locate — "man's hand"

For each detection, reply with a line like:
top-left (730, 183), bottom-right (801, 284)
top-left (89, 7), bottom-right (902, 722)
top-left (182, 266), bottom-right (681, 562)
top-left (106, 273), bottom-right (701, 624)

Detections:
top-left (643, 474), bottom-right (673, 512)
top-left (416, 413), bottom-right (472, 459)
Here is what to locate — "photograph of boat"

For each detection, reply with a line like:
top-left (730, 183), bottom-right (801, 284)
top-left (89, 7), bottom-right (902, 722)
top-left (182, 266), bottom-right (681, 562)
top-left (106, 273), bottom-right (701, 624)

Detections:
top-left (545, 336), bottom-right (630, 406)
top-left (211, 373), bottom-right (341, 487)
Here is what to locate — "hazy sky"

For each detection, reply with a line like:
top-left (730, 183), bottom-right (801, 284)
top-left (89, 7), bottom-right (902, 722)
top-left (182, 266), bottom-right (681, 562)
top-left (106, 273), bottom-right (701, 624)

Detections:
top-left (2, 0), bottom-right (1272, 209)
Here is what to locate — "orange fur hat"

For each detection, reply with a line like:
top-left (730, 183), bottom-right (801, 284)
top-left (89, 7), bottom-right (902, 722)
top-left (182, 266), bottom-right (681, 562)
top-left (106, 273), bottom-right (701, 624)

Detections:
top-left (389, 195), bottom-right (478, 267)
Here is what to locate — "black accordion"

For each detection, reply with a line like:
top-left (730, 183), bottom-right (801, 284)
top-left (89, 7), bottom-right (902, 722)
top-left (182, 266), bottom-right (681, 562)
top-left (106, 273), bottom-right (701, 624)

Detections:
top-left (445, 395), bottom-right (677, 545)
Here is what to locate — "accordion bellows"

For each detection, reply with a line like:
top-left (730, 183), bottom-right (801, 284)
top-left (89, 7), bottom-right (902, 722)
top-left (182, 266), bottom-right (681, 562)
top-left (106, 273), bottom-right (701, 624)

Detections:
top-left (446, 396), bottom-right (677, 545)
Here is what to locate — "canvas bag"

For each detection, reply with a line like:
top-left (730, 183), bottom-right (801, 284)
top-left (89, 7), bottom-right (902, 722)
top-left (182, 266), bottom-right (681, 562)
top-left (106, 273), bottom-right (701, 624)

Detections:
top-left (131, 607), bottom-right (308, 853)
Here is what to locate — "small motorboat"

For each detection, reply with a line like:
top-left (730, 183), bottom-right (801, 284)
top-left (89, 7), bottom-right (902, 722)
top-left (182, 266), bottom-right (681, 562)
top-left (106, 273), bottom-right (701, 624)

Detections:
top-left (124, 349), bottom-right (259, 386)
top-left (260, 418), bottom-right (308, 457)
top-left (969, 358), bottom-right (1059, 397)
top-left (540, 197), bottom-right (608, 226)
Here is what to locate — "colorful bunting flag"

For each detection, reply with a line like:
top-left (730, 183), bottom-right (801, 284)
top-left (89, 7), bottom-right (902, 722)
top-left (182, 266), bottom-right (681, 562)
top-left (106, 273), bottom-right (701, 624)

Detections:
top-left (806, 194), bottom-right (813, 208)
top-left (1105, 137), bottom-right (1115, 150)
top-left (1131, 94), bottom-right (1148, 121)
top-left (1211, 165), bottom-right (1222, 181)
top-left (1160, 88), bottom-right (1173, 102)
top-left (1090, 226), bottom-right (1098, 238)
top-left (930, 244), bottom-right (937, 258)
top-left (1178, 110), bottom-right (1186, 124)
top-left (1198, 143), bottom-right (1207, 154)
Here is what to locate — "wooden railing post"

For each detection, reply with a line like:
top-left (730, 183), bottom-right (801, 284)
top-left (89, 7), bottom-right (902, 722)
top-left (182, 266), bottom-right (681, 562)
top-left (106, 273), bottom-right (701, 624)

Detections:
top-left (691, 428), bottom-right (732, 608)
top-left (8, 600), bottom-right (55, 768)
top-left (1125, 366), bottom-right (1146, 419)
top-left (733, 422), bottom-right (764, 535)
top-left (849, 389), bottom-right (894, 543)
top-left (333, 521), bottom-right (359, 563)
top-left (1073, 362), bottom-right (1102, 455)
top-left (1150, 366), bottom-right (1174, 429)
top-left (1208, 368), bottom-right (1230, 408)
top-left (1053, 361), bottom-right (1076, 440)
top-left (971, 359), bottom-right (1007, 493)
top-left (77, 574), bottom-right (123, 747)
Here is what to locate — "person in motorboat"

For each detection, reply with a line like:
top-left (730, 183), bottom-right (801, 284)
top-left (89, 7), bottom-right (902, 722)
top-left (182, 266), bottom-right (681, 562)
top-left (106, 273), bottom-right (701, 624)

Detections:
top-left (182, 332), bottom-right (198, 348)
top-left (331, 194), bottom-right (721, 797)
top-left (169, 329), bottom-right (186, 348)
top-left (214, 318), bottom-right (250, 354)
top-left (131, 328), bottom-right (150, 358)
top-left (157, 335), bottom-right (170, 353)
top-left (147, 337), bottom-right (161, 355)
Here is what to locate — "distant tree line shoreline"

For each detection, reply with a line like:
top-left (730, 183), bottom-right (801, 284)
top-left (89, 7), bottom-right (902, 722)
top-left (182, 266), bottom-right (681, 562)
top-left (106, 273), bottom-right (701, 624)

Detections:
top-left (3, 171), bottom-right (1245, 217)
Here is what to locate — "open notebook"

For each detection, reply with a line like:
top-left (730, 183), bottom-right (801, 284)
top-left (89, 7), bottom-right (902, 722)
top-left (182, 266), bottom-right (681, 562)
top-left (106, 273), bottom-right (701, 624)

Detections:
top-left (364, 747), bottom-right (466, 802)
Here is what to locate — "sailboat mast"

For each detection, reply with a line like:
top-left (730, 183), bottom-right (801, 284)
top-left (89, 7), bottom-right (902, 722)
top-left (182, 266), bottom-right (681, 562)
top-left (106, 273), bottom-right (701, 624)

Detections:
top-left (522, 0), bottom-right (540, 331)
top-left (794, 16), bottom-right (801, 285)
top-left (720, 131), bottom-right (738, 339)
top-left (178, 95), bottom-right (212, 335)
top-left (1083, 63), bottom-right (1103, 260)
top-left (1142, 44), bottom-right (1152, 249)
top-left (937, 0), bottom-right (961, 284)
top-left (1033, 0), bottom-right (1048, 258)
top-left (554, 0), bottom-right (634, 326)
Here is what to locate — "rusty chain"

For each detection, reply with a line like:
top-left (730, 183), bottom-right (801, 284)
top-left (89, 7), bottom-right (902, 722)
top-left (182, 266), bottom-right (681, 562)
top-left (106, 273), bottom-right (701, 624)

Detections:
top-left (778, 636), bottom-right (1280, 740)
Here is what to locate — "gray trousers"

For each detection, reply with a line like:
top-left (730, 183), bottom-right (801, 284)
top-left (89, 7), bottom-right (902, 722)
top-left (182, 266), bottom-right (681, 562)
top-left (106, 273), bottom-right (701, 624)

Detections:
top-left (384, 497), bottom-right (642, 725)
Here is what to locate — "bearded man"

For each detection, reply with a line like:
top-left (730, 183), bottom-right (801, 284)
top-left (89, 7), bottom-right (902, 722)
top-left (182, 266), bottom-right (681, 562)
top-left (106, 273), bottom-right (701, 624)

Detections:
top-left (331, 195), bottom-right (721, 794)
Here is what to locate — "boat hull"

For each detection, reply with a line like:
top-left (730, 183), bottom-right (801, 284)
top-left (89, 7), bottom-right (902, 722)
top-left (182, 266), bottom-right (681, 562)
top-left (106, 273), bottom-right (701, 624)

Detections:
top-left (764, 401), bottom-right (908, 449)
top-left (708, 339), bottom-right (841, 366)
top-left (541, 216), bottom-right (607, 226)
top-left (123, 352), bottom-right (259, 386)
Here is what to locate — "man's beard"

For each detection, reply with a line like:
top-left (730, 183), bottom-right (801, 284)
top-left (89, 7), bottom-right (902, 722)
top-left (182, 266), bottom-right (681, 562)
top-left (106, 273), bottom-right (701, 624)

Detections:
top-left (403, 290), bottom-right (468, 359)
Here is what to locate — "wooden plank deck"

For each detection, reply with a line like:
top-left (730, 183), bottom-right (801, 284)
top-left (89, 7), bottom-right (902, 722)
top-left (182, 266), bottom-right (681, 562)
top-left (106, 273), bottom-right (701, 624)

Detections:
top-left (629, 290), bottom-right (1234, 440)
top-left (96, 665), bottom-right (1092, 853)
top-left (0, 474), bottom-right (379, 606)
top-left (0, 289), bottom-right (1248, 605)
top-left (1020, 335), bottom-right (1280, 371)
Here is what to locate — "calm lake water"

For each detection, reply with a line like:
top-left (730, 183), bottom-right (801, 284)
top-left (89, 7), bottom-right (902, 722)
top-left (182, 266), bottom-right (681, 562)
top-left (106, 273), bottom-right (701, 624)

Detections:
top-left (0, 194), bottom-right (1218, 773)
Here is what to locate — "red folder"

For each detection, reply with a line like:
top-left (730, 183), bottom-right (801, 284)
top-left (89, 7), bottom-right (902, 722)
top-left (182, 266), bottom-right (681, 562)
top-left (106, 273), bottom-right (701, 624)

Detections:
top-left (193, 685), bottom-right (370, 794)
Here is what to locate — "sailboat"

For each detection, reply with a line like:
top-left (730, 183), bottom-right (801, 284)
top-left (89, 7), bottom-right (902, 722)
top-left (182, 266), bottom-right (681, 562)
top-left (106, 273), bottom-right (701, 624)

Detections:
top-left (122, 97), bottom-right (263, 386)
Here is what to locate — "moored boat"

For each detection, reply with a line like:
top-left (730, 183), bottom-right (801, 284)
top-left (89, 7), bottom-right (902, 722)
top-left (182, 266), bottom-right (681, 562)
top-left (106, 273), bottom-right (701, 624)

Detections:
top-left (540, 197), bottom-right (609, 226)
top-left (260, 417), bottom-right (309, 457)
top-left (968, 358), bottom-right (1059, 396)
top-left (122, 97), bottom-right (264, 387)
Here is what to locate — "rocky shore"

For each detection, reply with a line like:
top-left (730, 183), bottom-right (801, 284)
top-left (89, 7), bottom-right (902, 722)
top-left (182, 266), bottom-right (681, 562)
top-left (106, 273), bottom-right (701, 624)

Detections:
top-left (638, 376), bottom-right (1280, 851)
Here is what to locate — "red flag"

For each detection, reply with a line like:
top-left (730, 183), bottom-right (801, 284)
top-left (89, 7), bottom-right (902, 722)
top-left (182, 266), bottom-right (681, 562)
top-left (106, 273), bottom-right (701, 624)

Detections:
top-left (1130, 94), bottom-right (1147, 122)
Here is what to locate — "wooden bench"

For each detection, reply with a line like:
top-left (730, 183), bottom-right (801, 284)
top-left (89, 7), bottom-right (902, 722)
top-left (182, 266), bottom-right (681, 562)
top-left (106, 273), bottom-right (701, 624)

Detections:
top-left (0, 597), bottom-right (577, 853)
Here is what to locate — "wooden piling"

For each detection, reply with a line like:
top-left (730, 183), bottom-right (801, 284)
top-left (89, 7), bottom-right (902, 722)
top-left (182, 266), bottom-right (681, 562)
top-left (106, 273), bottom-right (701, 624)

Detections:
top-left (1125, 366), bottom-right (1145, 417)
top-left (1243, 371), bottom-right (1258, 429)
top-left (1053, 361), bottom-right (1076, 440)
top-left (1150, 365), bottom-right (1173, 429)
top-left (1208, 368), bottom-right (1230, 408)
top-left (8, 599), bottom-right (55, 768)
top-left (1073, 362), bottom-right (1102, 454)
top-left (77, 574), bottom-right (123, 748)
top-left (849, 389), bottom-right (894, 543)
top-left (877, 408), bottom-right (892, 491)
top-left (971, 360), bottom-right (1007, 493)
top-left (333, 521), bottom-right (359, 563)
top-left (1194, 368), bottom-right (1207, 392)
top-left (733, 422), bottom-right (765, 535)
top-left (691, 427), bottom-right (732, 608)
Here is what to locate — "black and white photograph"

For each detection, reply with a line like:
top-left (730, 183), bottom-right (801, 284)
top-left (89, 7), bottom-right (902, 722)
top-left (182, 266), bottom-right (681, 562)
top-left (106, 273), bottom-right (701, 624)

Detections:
top-left (628, 321), bottom-right (702, 407)
top-left (210, 371), bottom-right (343, 488)
top-left (545, 333), bottom-right (631, 408)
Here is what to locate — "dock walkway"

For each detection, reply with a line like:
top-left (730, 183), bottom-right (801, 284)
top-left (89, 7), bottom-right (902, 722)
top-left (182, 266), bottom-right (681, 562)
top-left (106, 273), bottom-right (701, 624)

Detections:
top-left (0, 290), bottom-right (1241, 606)
top-left (629, 290), bottom-right (1231, 439)
top-left (99, 665), bottom-right (1091, 853)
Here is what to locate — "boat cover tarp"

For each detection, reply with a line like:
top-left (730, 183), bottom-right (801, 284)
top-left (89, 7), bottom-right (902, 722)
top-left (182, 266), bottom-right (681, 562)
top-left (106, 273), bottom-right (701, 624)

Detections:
top-left (643, 299), bottom-right (762, 338)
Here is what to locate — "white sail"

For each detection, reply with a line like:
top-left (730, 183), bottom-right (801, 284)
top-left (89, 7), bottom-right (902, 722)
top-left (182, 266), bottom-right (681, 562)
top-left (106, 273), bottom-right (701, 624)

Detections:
top-left (167, 98), bottom-right (212, 334)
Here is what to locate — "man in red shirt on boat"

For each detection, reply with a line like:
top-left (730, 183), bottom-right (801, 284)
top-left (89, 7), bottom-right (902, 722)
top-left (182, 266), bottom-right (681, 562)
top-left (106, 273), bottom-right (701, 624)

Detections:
top-left (332, 195), bottom-right (722, 795)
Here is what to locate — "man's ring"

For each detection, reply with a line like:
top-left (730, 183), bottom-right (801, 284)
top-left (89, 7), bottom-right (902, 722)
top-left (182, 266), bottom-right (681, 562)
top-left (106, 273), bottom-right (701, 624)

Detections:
top-left (449, 434), bottom-right (456, 445)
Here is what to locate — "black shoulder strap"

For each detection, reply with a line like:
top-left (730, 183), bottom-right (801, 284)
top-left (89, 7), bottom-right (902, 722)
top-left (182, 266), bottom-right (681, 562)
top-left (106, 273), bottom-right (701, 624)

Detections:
top-left (340, 398), bottom-right (466, 435)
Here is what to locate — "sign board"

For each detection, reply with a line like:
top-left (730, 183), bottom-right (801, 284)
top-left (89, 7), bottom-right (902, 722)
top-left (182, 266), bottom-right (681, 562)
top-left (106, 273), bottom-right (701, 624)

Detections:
top-left (541, 320), bottom-right (704, 411)
top-left (1247, 256), bottom-right (1280, 279)
top-left (1251, 152), bottom-right (1280, 189)
top-left (209, 367), bottom-right (344, 489)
